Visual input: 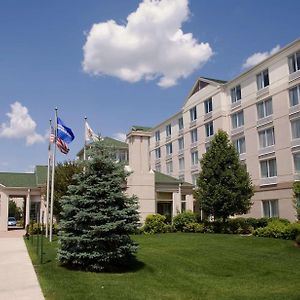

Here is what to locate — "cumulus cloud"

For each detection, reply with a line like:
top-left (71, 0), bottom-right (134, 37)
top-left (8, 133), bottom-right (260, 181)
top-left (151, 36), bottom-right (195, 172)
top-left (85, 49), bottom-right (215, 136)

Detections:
top-left (82, 0), bottom-right (213, 88)
top-left (242, 45), bottom-right (280, 69)
top-left (0, 102), bottom-right (45, 145)
top-left (113, 132), bottom-right (127, 142)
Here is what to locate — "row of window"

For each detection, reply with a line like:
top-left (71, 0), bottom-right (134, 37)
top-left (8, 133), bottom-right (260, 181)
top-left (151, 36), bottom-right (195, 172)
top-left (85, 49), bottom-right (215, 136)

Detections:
top-left (230, 50), bottom-right (300, 104)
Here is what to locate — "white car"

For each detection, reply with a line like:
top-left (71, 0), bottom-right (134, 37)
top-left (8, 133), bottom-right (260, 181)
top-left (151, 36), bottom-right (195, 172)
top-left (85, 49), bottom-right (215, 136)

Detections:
top-left (8, 217), bottom-right (17, 226)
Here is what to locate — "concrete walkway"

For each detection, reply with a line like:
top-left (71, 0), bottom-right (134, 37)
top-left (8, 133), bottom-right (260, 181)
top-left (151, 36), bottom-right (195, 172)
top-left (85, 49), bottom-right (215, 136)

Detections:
top-left (0, 230), bottom-right (44, 299)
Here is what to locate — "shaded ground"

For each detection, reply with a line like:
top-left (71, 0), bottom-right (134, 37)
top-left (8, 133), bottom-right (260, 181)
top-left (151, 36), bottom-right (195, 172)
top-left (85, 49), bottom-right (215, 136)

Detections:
top-left (26, 233), bottom-right (300, 300)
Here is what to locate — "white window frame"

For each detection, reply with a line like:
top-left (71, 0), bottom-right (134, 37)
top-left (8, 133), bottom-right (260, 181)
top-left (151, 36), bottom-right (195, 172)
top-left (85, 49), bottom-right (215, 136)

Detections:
top-left (204, 98), bottom-right (213, 114)
top-left (179, 157), bottom-right (185, 171)
top-left (178, 117), bottom-right (184, 130)
top-left (288, 51), bottom-right (300, 74)
top-left (256, 69), bottom-right (269, 90)
top-left (289, 85), bottom-right (300, 107)
top-left (155, 130), bottom-right (160, 142)
top-left (166, 143), bottom-right (173, 155)
top-left (190, 106), bottom-right (197, 122)
top-left (231, 85), bottom-right (241, 103)
top-left (178, 137), bottom-right (184, 150)
top-left (291, 119), bottom-right (300, 139)
top-left (233, 137), bottom-right (246, 154)
top-left (166, 160), bottom-right (173, 174)
top-left (293, 152), bottom-right (300, 173)
top-left (231, 111), bottom-right (244, 129)
top-left (258, 127), bottom-right (275, 148)
top-left (155, 147), bottom-right (161, 159)
top-left (166, 124), bottom-right (172, 137)
top-left (262, 200), bottom-right (279, 218)
top-left (257, 98), bottom-right (273, 119)
top-left (205, 121), bottom-right (214, 137)
top-left (191, 151), bottom-right (199, 166)
top-left (260, 158), bottom-right (277, 178)
top-left (190, 128), bottom-right (198, 143)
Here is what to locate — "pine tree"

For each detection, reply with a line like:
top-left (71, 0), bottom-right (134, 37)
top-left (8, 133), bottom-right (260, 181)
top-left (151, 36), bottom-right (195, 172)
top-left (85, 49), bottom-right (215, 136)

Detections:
top-left (58, 140), bottom-right (139, 272)
top-left (194, 130), bottom-right (254, 222)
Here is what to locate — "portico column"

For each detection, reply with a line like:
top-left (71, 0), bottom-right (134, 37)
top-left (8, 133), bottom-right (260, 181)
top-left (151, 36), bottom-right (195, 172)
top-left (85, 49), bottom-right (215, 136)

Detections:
top-left (25, 189), bottom-right (31, 227)
top-left (0, 191), bottom-right (9, 232)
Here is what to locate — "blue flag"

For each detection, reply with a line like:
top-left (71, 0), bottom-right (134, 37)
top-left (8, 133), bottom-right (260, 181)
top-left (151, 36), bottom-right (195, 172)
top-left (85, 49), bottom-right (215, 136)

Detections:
top-left (57, 117), bottom-right (75, 144)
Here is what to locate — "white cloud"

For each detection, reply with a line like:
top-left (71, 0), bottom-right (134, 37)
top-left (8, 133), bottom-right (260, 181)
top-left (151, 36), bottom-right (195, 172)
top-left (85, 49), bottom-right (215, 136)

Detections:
top-left (0, 102), bottom-right (45, 145)
top-left (113, 132), bottom-right (127, 142)
top-left (82, 0), bottom-right (213, 88)
top-left (242, 45), bottom-right (280, 69)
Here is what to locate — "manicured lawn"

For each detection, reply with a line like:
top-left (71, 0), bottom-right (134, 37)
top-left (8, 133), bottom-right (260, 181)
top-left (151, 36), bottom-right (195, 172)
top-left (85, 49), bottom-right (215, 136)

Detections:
top-left (26, 233), bottom-right (300, 300)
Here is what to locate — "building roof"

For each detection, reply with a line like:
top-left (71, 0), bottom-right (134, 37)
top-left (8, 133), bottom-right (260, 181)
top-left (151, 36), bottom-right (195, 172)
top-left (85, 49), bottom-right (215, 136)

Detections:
top-left (154, 171), bottom-right (193, 187)
top-left (131, 125), bottom-right (152, 132)
top-left (0, 165), bottom-right (47, 188)
top-left (201, 77), bottom-right (227, 84)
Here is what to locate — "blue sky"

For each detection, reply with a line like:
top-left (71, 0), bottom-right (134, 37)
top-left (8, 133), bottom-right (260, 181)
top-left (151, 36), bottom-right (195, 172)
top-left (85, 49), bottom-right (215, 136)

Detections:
top-left (0, 0), bottom-right (299, 172)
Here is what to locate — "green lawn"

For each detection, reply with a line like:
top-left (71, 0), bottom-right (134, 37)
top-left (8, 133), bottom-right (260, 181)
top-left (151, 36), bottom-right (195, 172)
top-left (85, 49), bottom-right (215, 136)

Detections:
top-left (25, 233), bottom-right (300, 300)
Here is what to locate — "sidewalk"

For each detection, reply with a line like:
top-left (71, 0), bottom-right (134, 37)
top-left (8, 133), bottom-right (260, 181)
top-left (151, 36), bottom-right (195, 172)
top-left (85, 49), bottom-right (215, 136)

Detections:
top-left (0, 230), bottom-right (44, 300)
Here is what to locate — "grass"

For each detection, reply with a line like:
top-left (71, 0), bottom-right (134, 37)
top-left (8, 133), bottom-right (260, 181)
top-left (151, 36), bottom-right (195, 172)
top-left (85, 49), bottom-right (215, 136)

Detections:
top-left (25, 233), bottom-right (300, 300)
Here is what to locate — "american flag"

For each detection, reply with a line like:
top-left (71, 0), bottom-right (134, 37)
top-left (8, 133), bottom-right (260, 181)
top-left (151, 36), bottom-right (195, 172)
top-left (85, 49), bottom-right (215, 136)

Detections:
top-left (56, 137), bottom-right (69, 154)
top-left (49, 126), bottom-right (55, 144)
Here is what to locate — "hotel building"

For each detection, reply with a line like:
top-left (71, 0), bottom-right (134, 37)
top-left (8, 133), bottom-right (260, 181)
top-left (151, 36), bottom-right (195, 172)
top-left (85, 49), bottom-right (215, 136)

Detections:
top-left (127, 38), bottom-right (300, 222)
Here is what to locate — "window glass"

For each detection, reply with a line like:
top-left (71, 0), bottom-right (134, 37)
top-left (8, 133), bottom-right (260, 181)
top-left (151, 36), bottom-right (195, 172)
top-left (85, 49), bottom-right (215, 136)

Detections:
top-left (289, 86), bottom-right (299, 107)
top-left (178, 117), bottom-right (184, 130)
top-left (178, 137), bottom-right (184, 150)
top-left (291, 119), bottom-right (300, 139)
top-left (190, 106), bottom-right (197, 121)
top-left (294, 153), bottom-right (300, 173)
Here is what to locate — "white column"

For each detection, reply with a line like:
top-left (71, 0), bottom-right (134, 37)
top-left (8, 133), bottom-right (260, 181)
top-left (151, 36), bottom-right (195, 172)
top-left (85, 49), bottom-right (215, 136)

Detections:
top-left (172, 192), bottom-right (181, 217)
top-left (0, 191), bottom-right (9, 232)
top-left (25, 189), bottom-right (31, 227)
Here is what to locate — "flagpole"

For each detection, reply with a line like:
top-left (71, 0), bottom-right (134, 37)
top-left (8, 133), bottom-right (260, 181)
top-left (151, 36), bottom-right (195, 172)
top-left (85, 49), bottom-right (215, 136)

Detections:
top-left (45, 119), bottom-right (52, 238)
top-left (84, 116), bottom-right (87, 161)
top-left (49, 108), bottom-right (58, 242)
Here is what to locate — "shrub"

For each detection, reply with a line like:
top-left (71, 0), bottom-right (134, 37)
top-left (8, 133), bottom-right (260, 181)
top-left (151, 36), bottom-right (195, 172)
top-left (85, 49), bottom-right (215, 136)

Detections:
top-left (172, 211), bottom-right (197, 232)
top-left (28, 223), bottom-right (59, 235)
top-left (284, 223), bottom-right (300, 240)
top-left (183, 222), bottom-right (204, 233)
top-left (164, 224), bottom-right (176, 233)
top-left (142, 214), bottom-right (167, 234)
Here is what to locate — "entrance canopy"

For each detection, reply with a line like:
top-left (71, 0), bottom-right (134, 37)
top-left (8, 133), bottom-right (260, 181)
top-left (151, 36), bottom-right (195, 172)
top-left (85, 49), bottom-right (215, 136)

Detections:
top-left (0, 166), bottom-right (47, 232)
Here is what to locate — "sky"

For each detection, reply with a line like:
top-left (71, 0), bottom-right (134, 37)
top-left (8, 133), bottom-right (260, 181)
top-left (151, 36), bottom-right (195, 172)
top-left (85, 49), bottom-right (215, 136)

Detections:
top-left (0, 0), bottom-right (299, 172)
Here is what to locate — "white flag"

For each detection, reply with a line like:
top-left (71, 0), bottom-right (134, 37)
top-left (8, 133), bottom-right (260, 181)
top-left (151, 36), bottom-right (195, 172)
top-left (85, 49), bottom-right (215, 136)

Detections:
top-left (85, 121), bottom-right (99, 142)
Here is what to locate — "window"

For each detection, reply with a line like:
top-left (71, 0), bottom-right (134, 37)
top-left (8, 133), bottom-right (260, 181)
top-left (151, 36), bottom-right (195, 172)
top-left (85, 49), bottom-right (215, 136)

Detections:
top-left (288, 51), bottom-right (300, 74)
top-left (155, 130), bottom-right (160, 142)
top-left (294, 153), bottom-right (300, 173)
top-left (191, 151), bottom-right (199, 166)
top-left (257, 98), bottom-right (273, 119)
top-left (233, 137), bottom-right (246, 154)
top-left (190, 128), bottom-right (198, 143)
top-left (155, 147), bottom-right (161, 159)
top-left (260, 158), bottom-right (277, 178)
top-left (191, 173), bottom-right (198, 186)
top-left (289, 85), bottom-right (300, 107)
top-left (179, 157), bottom-right (185, 171)
top-left (205, 121), bottom-right (214, 137)
top-left (166, 143), bottom-right (173, 155)
top-left (181, 195), bottom-right (186, 212)
top-left (190, 106), bottom-right (197, 122)
top-left (256, 69), bottom-right (269, 90)
top-left (262, 200), bottom-right (279, 218)
top-left (178, 117), bottom-right (184, 130)
top-left (166, 160), bottom-right (173, 174)
top-left (204, 98), bottom-right (213, 114)
top-left (231, 111), bottom-right (244, 129)
top-left (178, 137), bottom-right (184, 150)
top-left (155, 164), bottom-right (161, 172)
top-left (291, 119), bottom-right (300, 139)
top-left (166, 124), bottom-right (172, 137)
top-left (231, 85), bottom-right (241, 103)
top-left (258, 127), bottom-right (275, 148)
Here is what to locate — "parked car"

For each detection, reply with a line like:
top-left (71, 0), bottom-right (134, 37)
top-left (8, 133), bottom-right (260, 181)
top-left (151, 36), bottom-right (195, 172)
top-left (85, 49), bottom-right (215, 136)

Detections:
top-left (8, 217), bottom-right (17, 226)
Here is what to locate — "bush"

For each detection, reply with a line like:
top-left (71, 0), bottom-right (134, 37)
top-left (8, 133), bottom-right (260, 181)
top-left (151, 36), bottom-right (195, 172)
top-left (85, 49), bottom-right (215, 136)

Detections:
top-left (172, 211), bottom-right (197, 232)
top-left (28, 223), bottom-right (59, 235)
top-left (142, 214), bottom-right (167, 234)
top-left (284, 223), bottom-right (300, 240)
top-left (183, 222), bottom-right (204, 233)
top-left (164, 224), bottom-right (176, 233)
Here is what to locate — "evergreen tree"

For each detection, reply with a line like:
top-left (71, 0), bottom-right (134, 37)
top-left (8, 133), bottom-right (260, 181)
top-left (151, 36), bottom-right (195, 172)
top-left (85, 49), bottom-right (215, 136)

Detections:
top-left (58, 140), bottom-right (139, 272)
top-left (194, 130), bottom-right (254, 222)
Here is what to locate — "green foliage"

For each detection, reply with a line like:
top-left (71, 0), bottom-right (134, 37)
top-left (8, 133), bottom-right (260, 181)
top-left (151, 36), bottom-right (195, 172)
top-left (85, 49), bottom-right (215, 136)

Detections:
top-left (142, 214), bottom-right (167, 234)
top-left (182, 222), bottom-right (204, 233)
top-left (296, 234), bottom-right (300, 246)
top-left (293, 181), bottom-right (300, 220)
top-left (58, 140), bottom-right (140, 272)
top-left (28, 222), bottom-right (59, 235)
top-left (8, 200), bottom-right (23, 220)
top-left (54, 160), bottom-right (82, 221)
top-left (194, 130), bottom-right (254, 222)
top-left (172, 211), bottom-right (197, 231)
top-left (254, 220), bottom-right (300, 240)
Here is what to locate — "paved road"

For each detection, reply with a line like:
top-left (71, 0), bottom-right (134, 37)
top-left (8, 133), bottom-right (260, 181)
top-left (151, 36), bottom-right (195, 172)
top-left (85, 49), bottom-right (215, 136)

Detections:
top-left (0, 230), bottom-right (44, 299)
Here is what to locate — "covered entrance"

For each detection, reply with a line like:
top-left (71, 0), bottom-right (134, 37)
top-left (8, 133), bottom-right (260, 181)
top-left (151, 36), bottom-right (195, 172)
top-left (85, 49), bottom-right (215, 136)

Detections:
top-left (0, 166), bottom-right (47, 232)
